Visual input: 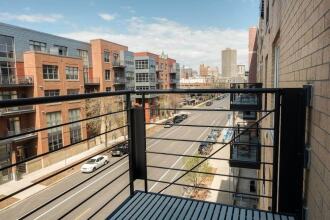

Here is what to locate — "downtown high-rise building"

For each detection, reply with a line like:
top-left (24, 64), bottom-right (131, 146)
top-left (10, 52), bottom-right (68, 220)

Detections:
top-left (221, 48), bottom-right (237, 77)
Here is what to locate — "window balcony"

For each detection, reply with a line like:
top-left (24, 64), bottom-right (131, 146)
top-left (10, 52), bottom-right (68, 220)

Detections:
top-left (0, 88), bottom-right (306, 220)
top-left (1, 127), bottom-right (37, 143)
top-left (112, 59), bottom-right (125, 68)
top-left (84, 77), bottom-right (100, 85)
top-left (114, 77), bottom-right (126, 85)
top-left (0, 105), bottom-right (35, 117)
top-left (0, 75), bottom-right (34, 87)
top-left (230, 83), bottom-right (262, 111)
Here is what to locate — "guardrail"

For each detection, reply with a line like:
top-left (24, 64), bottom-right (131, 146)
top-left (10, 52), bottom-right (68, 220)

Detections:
top-left (0, 88), bottom-right (307, 219)
top-left (0, 75), bottom-right (34, 86)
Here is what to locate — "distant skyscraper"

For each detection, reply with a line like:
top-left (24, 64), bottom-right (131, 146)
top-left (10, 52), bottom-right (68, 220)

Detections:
top-left (199, 64), bottom-right (209, 77)
top-left (221, 48), bottom-right (237, 77)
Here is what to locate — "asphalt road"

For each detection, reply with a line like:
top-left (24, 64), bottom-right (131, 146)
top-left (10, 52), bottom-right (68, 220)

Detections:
top-left (0, 97), bottom-right (230, 220)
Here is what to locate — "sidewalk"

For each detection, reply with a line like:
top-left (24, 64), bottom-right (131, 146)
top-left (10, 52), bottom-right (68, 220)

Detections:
top-left (0, 136), bottom-right (126, 201)
top-left (207, 117), bottom-right (235, 205)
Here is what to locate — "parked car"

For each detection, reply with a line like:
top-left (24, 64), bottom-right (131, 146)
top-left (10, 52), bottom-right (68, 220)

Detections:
top-left (164, 120), bottom-right (174, 128)
top-left (180, 113), bottom-right (188, 120)
top-left (111, 143), bottom-right (128, 156)
top-left (80, 155), bottom-right (109, 173)
top-left (210, 128), bottom-right (221, 138)
top-left (173, 115), bottom-right (183, 124)
top-left (198, 142), bottom-right (213, 155)
top-left (206, 134), bottom-right (217, 144)
top-left (206, 101), bottom-right (213, 106)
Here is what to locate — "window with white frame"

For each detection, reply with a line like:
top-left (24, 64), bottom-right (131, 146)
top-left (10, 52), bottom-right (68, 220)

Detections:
top-left (104, 50), bottom-right (110, 63)
top-left (66, 66), bottom-right (79, 80)
top-left (44, 90), bottom-right (60, 97)
top-left (69, 109), bottom-right (81, 144)
top-left (105, 69), bottom-right (111, 80)
top-left (135, 60), bottom-right (149, 69)
top-left (46, 112), bottom-right (63, 151)
top-left (43, 65), bottom-right (58, 80)
top-left (29, 40), bottom-right (46, 52)
top-left (136, 73), bottom-right (149, 82)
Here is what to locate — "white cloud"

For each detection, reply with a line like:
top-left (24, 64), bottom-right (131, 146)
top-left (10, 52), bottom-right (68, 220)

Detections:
top-left (0, 12), bottom-right (63, 23)
top-left (60, 17), bottom-right (248, 71)
top-left (98, 13), bottom-right (116, 21)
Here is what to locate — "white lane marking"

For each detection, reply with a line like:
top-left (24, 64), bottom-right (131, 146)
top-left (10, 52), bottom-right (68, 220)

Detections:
top-left (33, 161), bottom-right (128, 220)
top-left (165, 116), bottom-right (228, 192)
top-left (148, 118), bottom-right (218, 192)
top-left (74, 208), bottom-right (91, 220)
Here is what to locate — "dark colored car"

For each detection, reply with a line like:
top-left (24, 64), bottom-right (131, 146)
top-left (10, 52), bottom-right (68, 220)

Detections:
top-left (198, 142), bottom-right (213, 155)
top-left (181, 114), bottom-right (188, 120)
top-left (206, 101), bottom-right (213, 106)
top-left (111, 143), bottom-right (128, 157)
top-left (174, 115), bottom-right (183, 124)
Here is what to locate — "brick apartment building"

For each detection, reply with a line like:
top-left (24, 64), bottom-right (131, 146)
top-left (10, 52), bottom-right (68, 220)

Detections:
top-left (0, 22), bottom-right (179, 182)
top-left (256, 0), bottom-right (329, 219)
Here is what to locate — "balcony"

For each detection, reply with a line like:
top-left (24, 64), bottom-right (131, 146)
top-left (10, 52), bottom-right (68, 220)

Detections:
top-left (0, 127), bottom-right (37, 143)
top-left (112, 59), bottom-right (125, 68)
top-left (0, 75), bottom-right (34, 87)
top-left (84, 77), bottom-right (100, 86)
top-left (230, 83), bottom-right (262, 111)
top-left (170, 78), bottom-right (179, 84)
top-left (0, 105), bottom-right (35, 117)
top-left (229, 122), bottom-right (261, 169)
top-left (114, 77), bottom-right (126, 85)
top-left (0, 88), bottom-right (306, 219)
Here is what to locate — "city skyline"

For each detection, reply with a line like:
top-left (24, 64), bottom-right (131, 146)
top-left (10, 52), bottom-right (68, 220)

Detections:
top-left (0, 0), bottom-right (259, 70)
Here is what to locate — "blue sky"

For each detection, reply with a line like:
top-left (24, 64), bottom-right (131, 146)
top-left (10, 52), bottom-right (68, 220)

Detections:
top-left (0, 0), bottom-right (259, 70)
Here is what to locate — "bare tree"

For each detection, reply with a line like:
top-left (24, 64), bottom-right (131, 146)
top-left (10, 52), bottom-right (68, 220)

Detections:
top-left (85, 96), bottom-right (126, 148)
top-left (183, 155), bottom-right (213, 196)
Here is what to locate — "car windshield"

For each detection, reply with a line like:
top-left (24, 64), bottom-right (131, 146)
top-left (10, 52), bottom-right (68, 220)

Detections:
top-left (86, 158), bottom-right (97, 164)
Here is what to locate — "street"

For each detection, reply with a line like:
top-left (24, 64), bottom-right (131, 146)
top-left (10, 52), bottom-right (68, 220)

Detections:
top-left (0, 97), bottom-right (230, 220)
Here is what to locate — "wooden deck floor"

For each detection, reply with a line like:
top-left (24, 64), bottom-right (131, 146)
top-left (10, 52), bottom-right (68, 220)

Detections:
top-left (107, 191), bottom-right (296, 220)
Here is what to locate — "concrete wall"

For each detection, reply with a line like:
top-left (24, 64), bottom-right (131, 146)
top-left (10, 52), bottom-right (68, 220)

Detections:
top-left (257, 0), bottom-right (329, 219)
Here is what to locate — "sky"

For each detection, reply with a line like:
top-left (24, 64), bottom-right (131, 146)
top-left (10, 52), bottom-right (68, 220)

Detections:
top-left (0, 0), bottom-right (259, 71)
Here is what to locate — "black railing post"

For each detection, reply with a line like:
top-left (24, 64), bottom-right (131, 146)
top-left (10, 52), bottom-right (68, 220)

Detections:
top-left (277, 88), bottom-right (306, 219)
top-left (141, 93), bottom-right (148, 193)
top-left (126, 93), bottom-right (134, 196)
top-left (272, 91), bottom-right (280, 212)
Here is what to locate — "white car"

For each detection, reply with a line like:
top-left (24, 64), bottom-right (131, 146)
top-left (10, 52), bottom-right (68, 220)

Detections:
top-left (80, 155), bottom-right (109, 173)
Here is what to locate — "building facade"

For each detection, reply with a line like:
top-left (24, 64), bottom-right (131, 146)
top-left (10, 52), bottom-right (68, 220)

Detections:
top-left (257, 0), bottom-right (329, 219)
top-left (222, 48), bottom-right (237, 77)
top-left (248, 27), bottom-right (258, 83)
top-left (0, 23), bottom-right (136, 182)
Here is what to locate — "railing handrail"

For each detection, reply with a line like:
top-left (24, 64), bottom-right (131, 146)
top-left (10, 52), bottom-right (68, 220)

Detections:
top-left (0, 88), bottom-right (283, 108)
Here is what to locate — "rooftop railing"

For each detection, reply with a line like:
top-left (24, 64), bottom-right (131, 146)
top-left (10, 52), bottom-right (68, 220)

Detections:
top-left (0, 88), bottom-right (307, 219)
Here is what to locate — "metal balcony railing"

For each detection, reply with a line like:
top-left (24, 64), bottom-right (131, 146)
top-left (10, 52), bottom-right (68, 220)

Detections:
top-left (112, 59), bottom-right (125, 68)
top-left (84, 77), bottom-right (100, 85)
top-left (0, 88), bottom-right (307, 219)
top-left (114, 77), bottom-right (126, 84)
top-left (0, 105), bottom-right (35, 116)
top-left (0, 75), bottom-right (34, 86)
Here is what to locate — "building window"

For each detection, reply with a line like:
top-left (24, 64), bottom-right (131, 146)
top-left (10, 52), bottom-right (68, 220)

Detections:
top-left (69, 109), bottom-right (82, 144)
top-left (66, 66), bottom-right (79, 80)
top-left (67, 89), bottom-right (79, 95)
top-left (77, 49), bottom-right (89, 66)
top-left (43, 65), bottom-right (58, 80)
top-left (104, 50), bottom-right (110, 63)
top-left (105, 69), bottom-right (111, 80)
top-left (106, 87), bottom-right (111, 92)
top-left (47, 112), bottom-right (63, 151)
top-left (274, 45), bottom-right (280, 88)
top-left (54, 45), bottom-right (67, 56)
top-left (136, 86), bottom-right (149, 90)
top-left (136, 73), bottom-right (149, 82)
top-left (135, 60), bottom-right (149, 69)
top-left (29, 40), bottom-right (46, 52)
top-left (44, 90), bottom-right (60, 97)
top-left (0, 35), bottom-right (14, 58)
